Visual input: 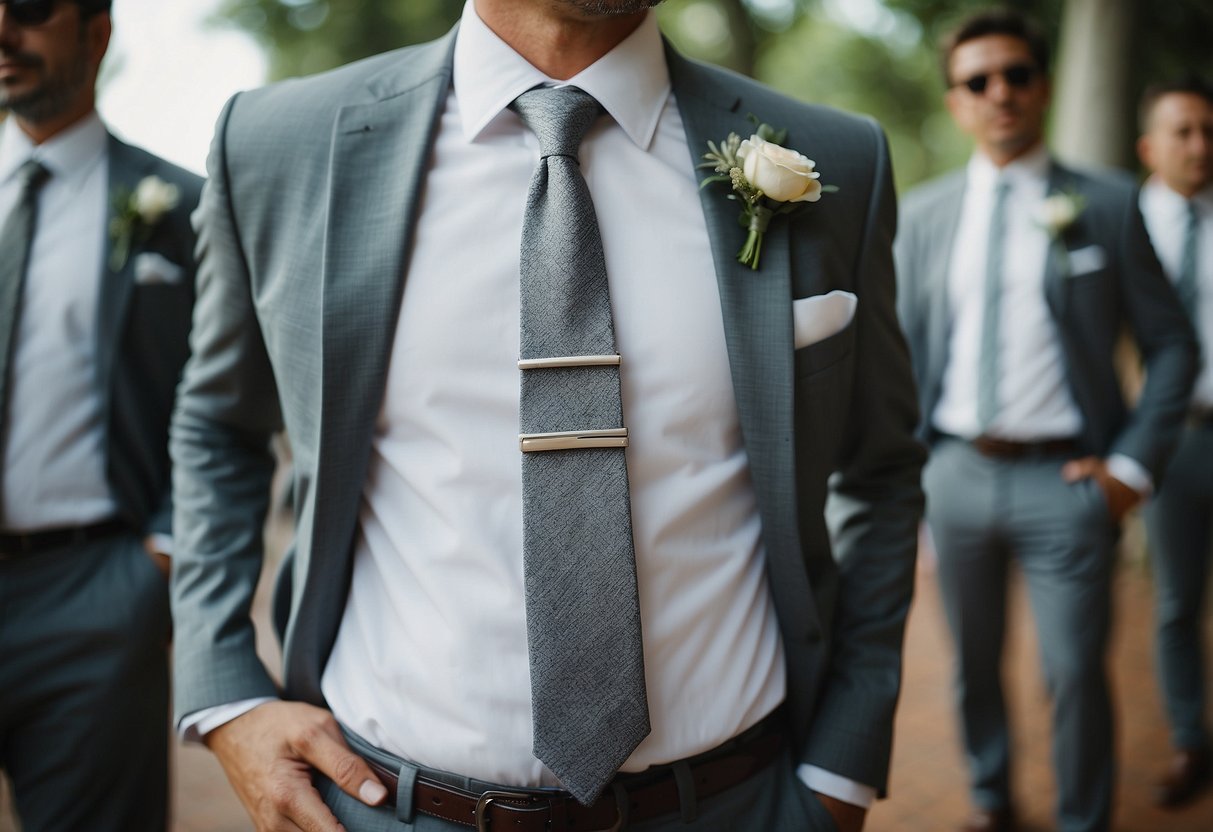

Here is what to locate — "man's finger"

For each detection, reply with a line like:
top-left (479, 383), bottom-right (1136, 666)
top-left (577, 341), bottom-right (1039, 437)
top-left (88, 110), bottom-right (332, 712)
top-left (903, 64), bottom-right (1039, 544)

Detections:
top-left (268, 763), bottom-right (348, 832)
top-left (288, 719), bottom-right (387, 807)
top-left (1060, 456), bottom-right (1100, 482)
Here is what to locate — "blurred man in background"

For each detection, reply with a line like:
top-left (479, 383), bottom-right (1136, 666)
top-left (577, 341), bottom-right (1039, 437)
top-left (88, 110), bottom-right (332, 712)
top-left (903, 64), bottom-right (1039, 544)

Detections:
top-left (0, 1), bottom-right (201, 828)
top-left (895, 9), bottom-right (1197, 832)
top-left (1136, 75), bottom-right (1213, 810)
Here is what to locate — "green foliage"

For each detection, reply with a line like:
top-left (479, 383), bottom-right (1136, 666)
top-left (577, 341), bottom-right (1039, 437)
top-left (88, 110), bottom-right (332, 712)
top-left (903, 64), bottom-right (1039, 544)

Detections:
top-left (213, 0), bottom-right (1213, 188)
top-left (213, 0), bottom-right (463, 80)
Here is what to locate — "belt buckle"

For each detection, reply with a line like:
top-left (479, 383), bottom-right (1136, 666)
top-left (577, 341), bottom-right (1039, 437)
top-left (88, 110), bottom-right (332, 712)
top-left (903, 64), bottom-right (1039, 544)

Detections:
top-left (474, 790), bottom-right (540, 832)
top-left (473, 790), bottom-right (622, 832)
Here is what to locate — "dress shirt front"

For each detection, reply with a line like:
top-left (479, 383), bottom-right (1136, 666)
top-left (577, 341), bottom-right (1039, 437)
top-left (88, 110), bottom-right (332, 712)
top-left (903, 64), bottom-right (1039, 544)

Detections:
top-left (1140, 178), bottom-right (1213, 407)
top-left (933, 147), bottom-right (1083, 441)
top-left (0, 115), bottom-right (115, 530)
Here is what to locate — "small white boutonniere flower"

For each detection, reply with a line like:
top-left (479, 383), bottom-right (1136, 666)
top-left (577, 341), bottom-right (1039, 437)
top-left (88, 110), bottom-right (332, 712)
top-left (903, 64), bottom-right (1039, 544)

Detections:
top-left (1035, 191), bottom-right (1085, 240)
top-left (109, 175), bottom-right (180, 272)
top-left (699, 118), bottom-right (836, 270)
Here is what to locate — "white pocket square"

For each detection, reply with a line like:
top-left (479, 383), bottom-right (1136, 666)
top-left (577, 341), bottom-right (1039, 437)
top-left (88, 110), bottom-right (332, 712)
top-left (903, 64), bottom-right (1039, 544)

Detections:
top-left (133, 252), bottom-right (184, 286)
top-left (1067, 244), bottom-right (1106, 276)
top-left (793, 290), bottom-right (858, 350)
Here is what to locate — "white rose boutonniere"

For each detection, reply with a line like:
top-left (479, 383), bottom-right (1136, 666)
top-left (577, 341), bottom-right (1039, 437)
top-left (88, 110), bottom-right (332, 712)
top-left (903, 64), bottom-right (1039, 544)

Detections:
top-left (699, 119), bottom-right (836, 270)
top-left (1035, 191), bottom-right (1085, 240)
top-left (109, 175), bottom-right (180, 272)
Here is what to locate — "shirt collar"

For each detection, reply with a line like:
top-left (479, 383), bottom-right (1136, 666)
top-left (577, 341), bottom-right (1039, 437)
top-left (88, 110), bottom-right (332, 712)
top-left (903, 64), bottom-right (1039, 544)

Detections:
top-left (452, 0), bottom-right (671, 150)
top-left (968, 142), bottom-right (1051, 192)
top-left (0, 112), bottom-right (107, 187)
top-left (1143, 174), bottom-right (1213, 218)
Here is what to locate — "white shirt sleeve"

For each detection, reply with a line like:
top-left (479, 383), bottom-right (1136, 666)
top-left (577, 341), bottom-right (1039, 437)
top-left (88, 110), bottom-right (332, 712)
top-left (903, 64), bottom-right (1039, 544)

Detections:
top-left (1106, 453), bottom-right (1153, 498)
top-left (178, 697), bottom-right (278, 743)
top-left (797, 764), bottom-right (876, 809)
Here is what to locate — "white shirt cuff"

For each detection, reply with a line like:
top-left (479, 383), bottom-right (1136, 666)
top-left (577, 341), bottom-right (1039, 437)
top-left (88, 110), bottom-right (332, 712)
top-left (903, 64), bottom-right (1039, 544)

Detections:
top-left (146, 533), bottom-right (174, 557)
top-left (797, 763), bottom-right (876, 809)
top-left (178, 697), bottom-right (278, 743)
top-left (1106, 453), bottom-right (1153, 497)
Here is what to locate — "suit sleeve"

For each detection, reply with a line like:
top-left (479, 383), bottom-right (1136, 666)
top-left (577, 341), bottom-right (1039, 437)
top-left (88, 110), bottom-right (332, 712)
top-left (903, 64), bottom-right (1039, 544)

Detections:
top-left (804, 120), bottom-right (926, 796)
top-left (1108, 189), bottom-right (1198, 478)
top-left (170, 94), bottom-right (285, 722)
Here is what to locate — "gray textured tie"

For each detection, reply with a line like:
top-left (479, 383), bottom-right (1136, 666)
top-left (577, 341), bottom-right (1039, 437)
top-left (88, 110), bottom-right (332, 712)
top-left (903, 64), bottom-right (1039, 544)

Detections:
top-left (977, 178), bottom-right (1010, 431)
top-left (511, 85), bottom-right (650, 805)
top-left (1177, 199), bottom-right (1200, 313)
top-left (0, 161), bottom-right (50, 447)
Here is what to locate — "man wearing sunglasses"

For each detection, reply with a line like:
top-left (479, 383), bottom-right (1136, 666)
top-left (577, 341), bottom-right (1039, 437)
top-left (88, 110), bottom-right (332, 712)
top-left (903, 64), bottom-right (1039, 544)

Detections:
top-left (895, 9), bottom-right (1196, 832)
top-left (0, 1), bottom-right (201, 830)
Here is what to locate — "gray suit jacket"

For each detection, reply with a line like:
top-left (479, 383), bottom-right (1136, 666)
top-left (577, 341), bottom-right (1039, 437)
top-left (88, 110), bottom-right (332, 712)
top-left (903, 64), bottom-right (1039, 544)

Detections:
top-left (171, 29), bottom-right (925, 794)
top-left (895, 161), bottom-right (1197, 481)
top-left (102, 134), bottom-right (201, 537)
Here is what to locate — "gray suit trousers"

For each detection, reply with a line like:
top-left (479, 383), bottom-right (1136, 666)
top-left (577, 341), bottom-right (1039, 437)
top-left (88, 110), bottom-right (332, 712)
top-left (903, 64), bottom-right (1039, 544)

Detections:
top-left (1144, 422), bottom-right (1213, 752)
top-left (0, 533), bottom-right (170, 832)
top-left (316, 727), bottom-right (838, 831)
top-left (924, 438), bottom-right (1117, 832)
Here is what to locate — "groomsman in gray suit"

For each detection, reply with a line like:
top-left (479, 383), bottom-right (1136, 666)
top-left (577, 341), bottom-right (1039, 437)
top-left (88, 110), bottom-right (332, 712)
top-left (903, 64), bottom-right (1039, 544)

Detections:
top-left (1136, 76), bottom-right (1213, 809)
top-left (895, 9), bottom-right (1197, 832)
top-left (170, 0), bottom-right (925, 830)
top-left (0, 1), bottom-right (201, 829)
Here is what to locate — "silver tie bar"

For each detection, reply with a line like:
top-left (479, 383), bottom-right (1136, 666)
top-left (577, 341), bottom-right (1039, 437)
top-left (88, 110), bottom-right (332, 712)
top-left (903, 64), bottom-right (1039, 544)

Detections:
top-left (517, 355), bottom-right (621, 371)
top-left (519, 428), bottom-right (629, 453)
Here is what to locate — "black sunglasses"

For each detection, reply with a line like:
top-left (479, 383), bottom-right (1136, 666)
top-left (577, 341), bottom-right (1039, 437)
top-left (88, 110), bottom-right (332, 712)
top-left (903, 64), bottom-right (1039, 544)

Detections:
top-left (1, 0), bottom-right (83, 27)
top-left (956, 64), bottom-right (1038, 95)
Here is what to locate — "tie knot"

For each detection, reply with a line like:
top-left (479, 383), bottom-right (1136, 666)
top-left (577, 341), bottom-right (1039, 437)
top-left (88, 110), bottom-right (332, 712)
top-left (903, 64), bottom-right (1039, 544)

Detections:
top-left (17, 159), bottom-right (50, 194)
top-left (511, 86), bottom-right (603, 160)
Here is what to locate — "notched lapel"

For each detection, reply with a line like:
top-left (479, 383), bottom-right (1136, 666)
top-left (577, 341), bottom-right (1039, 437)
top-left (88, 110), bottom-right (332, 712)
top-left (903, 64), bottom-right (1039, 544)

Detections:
top-left (97, 136), bottom-right (156, 403)
top-left (668, 50), bottom-right (816, 640)
top-left (291, 36), bottom-right (455, 700)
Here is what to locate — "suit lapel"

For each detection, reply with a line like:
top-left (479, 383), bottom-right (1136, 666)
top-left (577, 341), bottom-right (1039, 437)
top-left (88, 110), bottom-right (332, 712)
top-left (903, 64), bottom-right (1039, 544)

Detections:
top-left (1043, 161), bottom-right (1075, 318)
top-left (666, 50), bottom-right (815, 638)
top-left (98, 135), bottom-right (155, 406)
top-left (293, 32), bottom-right (457, 693)
top-left (927, 174), bottom-right (965, 399)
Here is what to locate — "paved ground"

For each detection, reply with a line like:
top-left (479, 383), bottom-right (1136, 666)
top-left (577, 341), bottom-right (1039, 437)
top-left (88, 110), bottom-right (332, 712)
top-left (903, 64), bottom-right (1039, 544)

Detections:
top-left (3, 528), bottom-right (1212, 831)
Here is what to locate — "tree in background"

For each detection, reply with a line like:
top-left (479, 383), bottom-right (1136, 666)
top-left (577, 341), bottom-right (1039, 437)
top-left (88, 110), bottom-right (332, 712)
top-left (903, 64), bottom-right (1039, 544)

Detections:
top-left (214, 0), bottom-right (1213, 186)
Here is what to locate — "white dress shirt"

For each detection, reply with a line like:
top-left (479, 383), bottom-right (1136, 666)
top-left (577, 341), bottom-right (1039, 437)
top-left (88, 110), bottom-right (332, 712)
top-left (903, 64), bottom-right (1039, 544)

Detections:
top-left (933, 147), bottom-right (1151, 492)
top-left (1140, 177), bottom-right (1213, 407)
top-left (186, 1), bottom-right (874, 809)
top-left (0, 114), bottom-right (116, 531)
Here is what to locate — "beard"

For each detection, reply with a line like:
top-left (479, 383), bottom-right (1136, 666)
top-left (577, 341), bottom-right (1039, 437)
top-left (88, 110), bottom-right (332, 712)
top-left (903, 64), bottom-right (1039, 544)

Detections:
top-left (555, 0), bottom-right (663, 16)
top-left (0, 42), bottom-right (90, 125)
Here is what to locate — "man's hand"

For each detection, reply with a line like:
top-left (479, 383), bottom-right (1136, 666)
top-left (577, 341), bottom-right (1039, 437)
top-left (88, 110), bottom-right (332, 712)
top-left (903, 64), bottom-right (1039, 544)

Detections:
top-left (816, 793), bottom-right (866, 832)
top-left (204, 701), bottom-right (387, 832)
top-left (1061, 456), bottom-right (1142, 525)
top-left (142, 536), bottom-right (171, 579)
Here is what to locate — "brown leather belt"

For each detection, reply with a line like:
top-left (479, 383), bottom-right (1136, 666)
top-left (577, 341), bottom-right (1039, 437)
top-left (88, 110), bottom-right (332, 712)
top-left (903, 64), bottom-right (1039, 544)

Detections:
top-left (361, 724), bottom-right (783, 831)
top-left (969, 434), bottom-right (1079, 460)
top-left (1190, 407), bottom-right (1213, 430)
top-left (0, 518), bottom-right (128, 560)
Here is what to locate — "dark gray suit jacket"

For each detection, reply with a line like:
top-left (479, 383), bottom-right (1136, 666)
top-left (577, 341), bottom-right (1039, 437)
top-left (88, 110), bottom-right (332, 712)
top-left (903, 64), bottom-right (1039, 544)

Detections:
top-left (171, 30), bottom-right (925, 795)
top-left (101, 134), bottom-right (201, 537)
top-left (895, 160), bottom-right (1197, 481)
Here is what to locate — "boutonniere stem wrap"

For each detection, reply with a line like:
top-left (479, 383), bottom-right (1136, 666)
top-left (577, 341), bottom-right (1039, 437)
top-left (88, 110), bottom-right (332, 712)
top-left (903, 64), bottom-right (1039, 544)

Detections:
top-left (109, 175), bottom-right (180, 272)
top-left (699, 120), bottom-right (835, 270)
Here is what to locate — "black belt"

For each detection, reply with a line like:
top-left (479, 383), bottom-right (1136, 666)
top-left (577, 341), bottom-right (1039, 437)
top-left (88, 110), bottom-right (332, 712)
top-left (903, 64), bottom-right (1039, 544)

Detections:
top-left (0, 518), bottom-right (128, 559)
top-left (358, 714), bottom-right (783, 831)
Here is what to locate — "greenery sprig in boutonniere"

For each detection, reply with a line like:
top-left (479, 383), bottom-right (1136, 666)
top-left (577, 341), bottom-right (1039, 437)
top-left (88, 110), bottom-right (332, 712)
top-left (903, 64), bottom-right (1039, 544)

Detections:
top-left (699, 118), bottom-right (836, 270)
top-left (109, 175), bottom-right (180, 272)
top-left (1035, 191), bottom-right (1085, 241)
